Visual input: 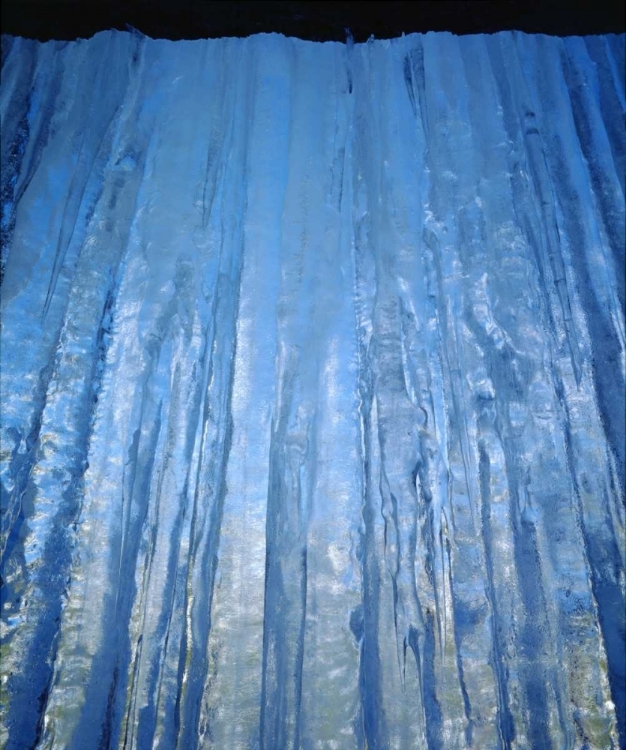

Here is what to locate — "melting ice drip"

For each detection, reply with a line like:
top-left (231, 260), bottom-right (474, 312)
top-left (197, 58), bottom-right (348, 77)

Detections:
top-left (1, 29), bottom-right (624, 750)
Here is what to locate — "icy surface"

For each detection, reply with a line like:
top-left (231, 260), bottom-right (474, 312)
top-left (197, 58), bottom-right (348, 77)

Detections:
top-left (0, 30), bottom-right (624, 750)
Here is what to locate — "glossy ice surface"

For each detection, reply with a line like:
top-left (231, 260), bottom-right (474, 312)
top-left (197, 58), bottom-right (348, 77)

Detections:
top-left (1, 29), bottom-right (624, 750)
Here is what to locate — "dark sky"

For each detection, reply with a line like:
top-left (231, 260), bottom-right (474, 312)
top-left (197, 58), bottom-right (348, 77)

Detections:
top-left (2, 0), bottom-right (625, 42)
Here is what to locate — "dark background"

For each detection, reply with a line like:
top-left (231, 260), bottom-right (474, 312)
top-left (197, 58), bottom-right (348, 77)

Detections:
top-left (1, 0), bottom-right (625, 42)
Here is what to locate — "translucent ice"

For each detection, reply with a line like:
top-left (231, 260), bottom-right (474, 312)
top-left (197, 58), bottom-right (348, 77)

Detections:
top-left (1, 30), bottom-right (624, 750)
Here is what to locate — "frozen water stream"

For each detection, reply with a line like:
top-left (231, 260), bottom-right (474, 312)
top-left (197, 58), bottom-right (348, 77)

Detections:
top-left (1, 29), bottom-right (624, 749)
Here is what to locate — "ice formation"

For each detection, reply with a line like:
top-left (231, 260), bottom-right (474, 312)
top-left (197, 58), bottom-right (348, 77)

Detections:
top-left (1, 30), bottom-right (624, 749)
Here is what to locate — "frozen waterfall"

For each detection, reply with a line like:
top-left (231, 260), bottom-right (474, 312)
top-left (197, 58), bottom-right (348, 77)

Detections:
top-left (1, 29), bottom-right (624, 750)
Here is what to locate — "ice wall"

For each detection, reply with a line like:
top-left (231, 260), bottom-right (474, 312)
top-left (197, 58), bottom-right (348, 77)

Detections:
top-left (1, 29), bottom-right (624, 750)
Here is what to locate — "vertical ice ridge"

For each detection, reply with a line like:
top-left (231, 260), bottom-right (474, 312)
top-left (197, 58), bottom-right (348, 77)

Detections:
top-left (0, 34), bottom-right (152, 750)
top-left (0, 38), bottom-right (36, 283)
top-left (482, 35), bottom-right (616, 748)
top-left (173, 44), bottom-right (247, 738)
top-left (259, 40), bottom-right (351, 750)
top-left (582, 38), bottom-right (626, 204)
top-left (518, 37), bottom-right (626, 743)
top-left (418, 34), bottom-right (503, 747)
top-left (0, 44), bottom-right (68, 557)
top-left (167, 40), bottom-right (252, 750)
top-left (349, 55), bottom-right (386, 745)
top-left (0, 29), bottom-right (624, 750)
top-left (0, 33), bottom-right (143, 565)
